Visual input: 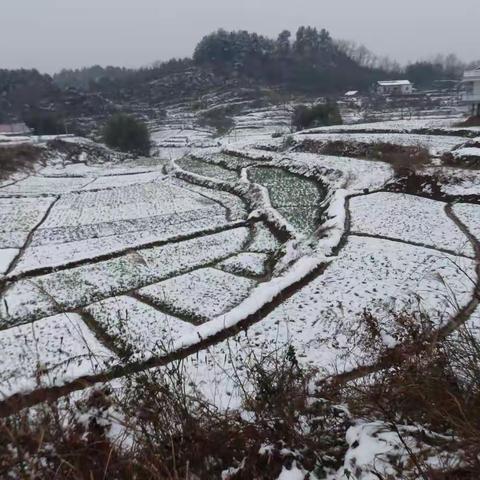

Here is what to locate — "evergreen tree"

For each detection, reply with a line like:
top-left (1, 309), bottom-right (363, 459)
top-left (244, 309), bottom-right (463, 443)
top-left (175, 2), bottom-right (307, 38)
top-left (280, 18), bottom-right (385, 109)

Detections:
top-left (103, 114), bottom-right (150, 155)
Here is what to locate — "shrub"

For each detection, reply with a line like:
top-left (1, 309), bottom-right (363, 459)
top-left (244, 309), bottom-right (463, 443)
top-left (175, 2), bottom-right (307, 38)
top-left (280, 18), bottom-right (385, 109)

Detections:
top-left (197, 107), bottom-right (235, 136)
top-left (292, 102), bottom-right (342, 131)
top-left (24, 112), bottom-right (67, 135)
top-left (336, 310), bottom-right (480, 478)
top-left (0, 144), bottom-right (42, 179)
top-left (2, 316), bottom-right (480, 479)
top-left (0, 345), bottom-right (349, 479)
top-left (103, 114), bottom-right (151, 155)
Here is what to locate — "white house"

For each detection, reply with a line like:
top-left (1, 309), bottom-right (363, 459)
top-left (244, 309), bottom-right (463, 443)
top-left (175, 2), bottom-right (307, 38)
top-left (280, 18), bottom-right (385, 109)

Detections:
top-left (376, 80), bottom-right (413, 96)
top-left (462, 67), bottom-right (480, 117)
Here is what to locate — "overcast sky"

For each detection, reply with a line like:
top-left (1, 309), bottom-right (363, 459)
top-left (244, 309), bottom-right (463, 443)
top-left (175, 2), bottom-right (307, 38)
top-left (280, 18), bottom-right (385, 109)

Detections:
top-left (1, 0), bottom-right (478, 73)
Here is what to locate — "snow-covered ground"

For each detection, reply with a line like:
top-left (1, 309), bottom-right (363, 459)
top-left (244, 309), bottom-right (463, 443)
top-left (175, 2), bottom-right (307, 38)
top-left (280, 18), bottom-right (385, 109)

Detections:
top-left (350, 192), bottom-right (474, 256)
top-left (0, 113), bottom-right (479, 426)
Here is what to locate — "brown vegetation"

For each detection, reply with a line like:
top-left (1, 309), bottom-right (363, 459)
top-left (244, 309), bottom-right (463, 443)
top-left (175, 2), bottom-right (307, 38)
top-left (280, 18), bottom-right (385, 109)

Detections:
top-left (327, 311), bottom-right (480, 479)
top-left (0, 346), bottom-right (349, 479)
top-left (455, 116), bottom-right (480, 128)
top-left (1, 312), bottom-right (479, 479)
top-left (296, 139), bottom-right (431, 174)
top-left (0, 143), bottom-right (43, 180)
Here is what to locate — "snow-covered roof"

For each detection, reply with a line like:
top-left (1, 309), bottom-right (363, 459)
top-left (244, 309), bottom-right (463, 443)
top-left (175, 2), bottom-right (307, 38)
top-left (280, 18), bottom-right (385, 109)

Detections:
top-left (344, 90), bottom-right (359, 96)
top-left (377, 80), bottom-right (412, 87)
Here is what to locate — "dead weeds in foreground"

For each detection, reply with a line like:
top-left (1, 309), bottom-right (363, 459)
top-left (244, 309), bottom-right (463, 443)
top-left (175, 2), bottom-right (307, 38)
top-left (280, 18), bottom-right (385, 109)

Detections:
top-left (1, 311), bottom-right (480, 479)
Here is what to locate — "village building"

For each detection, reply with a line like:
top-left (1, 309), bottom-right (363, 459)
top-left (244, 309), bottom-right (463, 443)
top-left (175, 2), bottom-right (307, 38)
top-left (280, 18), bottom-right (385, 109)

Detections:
top-left (462, 67), bottom-right (480, 117)
top-left (341, 90), bottom-right (363, 108)
top-left (376, 80), bottom-right (413, 96)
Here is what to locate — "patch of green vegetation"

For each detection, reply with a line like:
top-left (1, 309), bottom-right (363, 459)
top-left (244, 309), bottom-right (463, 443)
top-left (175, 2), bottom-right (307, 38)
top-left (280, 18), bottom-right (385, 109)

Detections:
top-left (104, 113), bottom-right (151, 156)
top-left (292, 102), bottom-right (342, 131)
top-left (248, 167), bottom-right (326, 235)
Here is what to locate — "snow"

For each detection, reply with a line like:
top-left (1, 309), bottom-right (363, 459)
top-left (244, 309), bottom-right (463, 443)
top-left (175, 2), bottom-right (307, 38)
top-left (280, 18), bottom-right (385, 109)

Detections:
top-left (452, 203), bottom-right (480, 240)
top-left (378, 80), bottom-right (411, 86)
top-left (169, 177), bottom-right (247, 221)
top-left (0, 196), bottom-right (54, 248)
top-left (1, 227), bottom-right (250, 326)
top-left (11, 213), bottom-right (230, 274)
top-left (301, 118), bottom-right (477, 135)
top-left (85, 296), bottom-right (195, 360)
top-left (137, 267), bottom-right (257, 323)
top-left (218, 252), bottom-right (269, 277)
top-left (0, 312), bottom-right (116, 398)
top-left (175, 235), bottom-right (476, 404)
top-left (277, 463), bottom-right (313, 480)
top-left (248, 222), bottom-right (281, 253)
top-left (225, 148), bottom-right (394, 191)
top-left (297, 132), bottom-right (464, 156)
top-left (333, 421), bottom-right (455, 480)
top-left (177, 157), bottom-right (239, 183)
top-left (262, 237), bottom-right (473, 370)
top-left (0, 175), bottom-right (93, 196)
top-left (0, 248), bottom-right (17, 275)
top-left (39, 162), bottom-right (158, 178)
top-left (350, 192), bottom-right (474, 257)
top-left (453, 146), bottom-right (480, 158)
top-left (9, 179), bottom-right (236, 274)
top-left (1, 111), bottom-right (479, 415)
top-left (80, 171), bottom-right (163, 189)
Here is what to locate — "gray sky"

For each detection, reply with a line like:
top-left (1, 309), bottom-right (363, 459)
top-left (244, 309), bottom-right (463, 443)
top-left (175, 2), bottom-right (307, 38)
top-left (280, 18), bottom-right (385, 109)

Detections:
top-left (1, 0), bottom-right (478, 73)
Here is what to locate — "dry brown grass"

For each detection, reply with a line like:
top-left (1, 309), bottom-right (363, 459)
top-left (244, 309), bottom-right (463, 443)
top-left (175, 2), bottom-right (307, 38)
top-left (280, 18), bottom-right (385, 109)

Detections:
top-left (455, 116), bottom-right (480, 128)
top-left (0, 143), bottom-right (43, 180)
top-left (297, 139), bottom-right (431, 174)
top-left (0, 347), bottom-right (349, 479)
top-left (1, 312), bottom-right (479, 479)
top-left (335, 311), bottom-right (480, 479)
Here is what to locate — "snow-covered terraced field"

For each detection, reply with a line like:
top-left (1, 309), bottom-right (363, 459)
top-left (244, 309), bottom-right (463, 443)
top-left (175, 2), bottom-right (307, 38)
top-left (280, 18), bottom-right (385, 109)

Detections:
top-left (350, 192), bottom-right (474, 257)
top-left (137, 267), bottom-right (257, 324)
top-left (0, 115), bottom-right (479, 413)
top-left (0, 312), bottom-right (116, 398)
top-left (302, 118), bottom-right (480, 136)
top-left (177, 157), bottom-right (239, 182)
top-left (85, 296), bottom-right (196, 360)
top-left (7, 177), bottom-right (243, 275)
top-left (1, 227), bottom-right (251, 326)
top-left (0, 196), bottom-right (55, 248)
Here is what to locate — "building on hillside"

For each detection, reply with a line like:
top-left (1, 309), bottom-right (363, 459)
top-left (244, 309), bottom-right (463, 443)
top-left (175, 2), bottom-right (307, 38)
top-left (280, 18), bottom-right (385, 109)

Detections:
top-left (342, 90), bottom-right (363, 107)
top-left (0, 122), bottom-right (31, 136)
top-left (461, 67), bottom-right (480, 117)
top-left (376, 80), bottom-right (413, 96)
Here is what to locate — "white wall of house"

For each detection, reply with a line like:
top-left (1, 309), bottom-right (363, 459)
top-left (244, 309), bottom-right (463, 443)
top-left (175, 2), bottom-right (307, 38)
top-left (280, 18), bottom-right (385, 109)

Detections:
top-left (474, 80), bottom-right (480, 97)
top-left (462, 69), bottom-right (480, 106)
top-left (377, 82), bottom-right (412, 95)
